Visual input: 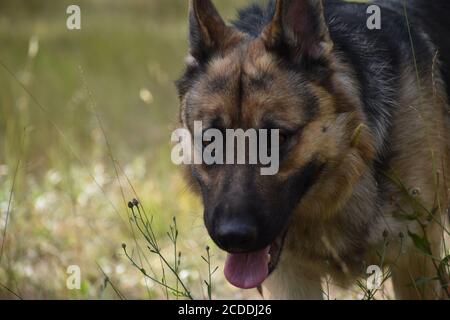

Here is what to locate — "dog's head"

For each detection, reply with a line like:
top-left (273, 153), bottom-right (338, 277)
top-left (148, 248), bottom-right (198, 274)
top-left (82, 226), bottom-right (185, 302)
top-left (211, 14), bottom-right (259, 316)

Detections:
top-left (176, 0), bottom-right (375, 289)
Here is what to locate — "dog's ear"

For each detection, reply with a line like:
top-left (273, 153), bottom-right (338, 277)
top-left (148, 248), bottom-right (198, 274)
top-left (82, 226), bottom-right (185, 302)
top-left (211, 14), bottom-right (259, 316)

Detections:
top-left (188, 0), bottom-right (243, 63)
top-left (262, 0), bottom-right (333, 62)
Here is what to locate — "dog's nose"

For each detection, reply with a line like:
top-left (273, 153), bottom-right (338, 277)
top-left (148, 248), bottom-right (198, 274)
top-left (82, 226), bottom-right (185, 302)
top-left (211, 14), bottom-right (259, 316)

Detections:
top-left (215, 221), bottom-right (258, 253)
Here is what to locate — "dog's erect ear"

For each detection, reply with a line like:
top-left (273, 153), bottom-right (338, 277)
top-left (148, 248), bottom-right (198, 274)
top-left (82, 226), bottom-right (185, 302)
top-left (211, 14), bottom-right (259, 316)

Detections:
top-left (188, 0), bottom-right (243, 63)
top-left (262, 0), bottom-right (333, 62)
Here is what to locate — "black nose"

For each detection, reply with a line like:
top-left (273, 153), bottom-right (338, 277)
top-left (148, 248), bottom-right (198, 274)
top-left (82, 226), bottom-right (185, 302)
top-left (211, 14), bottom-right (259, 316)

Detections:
top-left (215, 221), bottom-right (258, 253)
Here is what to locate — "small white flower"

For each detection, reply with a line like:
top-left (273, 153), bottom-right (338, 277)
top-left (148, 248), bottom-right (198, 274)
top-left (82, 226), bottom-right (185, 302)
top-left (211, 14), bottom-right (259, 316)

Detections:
top-left (179, 269), bottom-right (190, 281)
top-left (28, 36), bottom-right (39, 59)
top-left (34, 197), bottom-right (46, 211)
top-left (47, 170), bottom-right (62, 185)
top-left (115, 264), bottom-right (125, 275)
top-left (139, 88), bottom-right (154, 104)
top-left (0, 164), bottom-right (8, 177)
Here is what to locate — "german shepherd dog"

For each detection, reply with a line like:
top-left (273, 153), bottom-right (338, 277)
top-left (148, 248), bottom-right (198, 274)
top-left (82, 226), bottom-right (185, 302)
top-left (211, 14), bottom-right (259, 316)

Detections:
top-left (176, 0), bottom-right (450, 299)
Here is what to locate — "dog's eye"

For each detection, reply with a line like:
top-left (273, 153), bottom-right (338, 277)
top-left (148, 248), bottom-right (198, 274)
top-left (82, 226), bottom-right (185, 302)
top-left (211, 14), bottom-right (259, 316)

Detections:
top-left (282, 125), bottom-right (305, 142)
top-left (279, 133), bottom-right (288, 146)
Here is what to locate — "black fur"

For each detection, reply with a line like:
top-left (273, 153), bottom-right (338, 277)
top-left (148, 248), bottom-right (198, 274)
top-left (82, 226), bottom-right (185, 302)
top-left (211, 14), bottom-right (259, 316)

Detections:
top-left (415, 0), bottom-right (450, 99)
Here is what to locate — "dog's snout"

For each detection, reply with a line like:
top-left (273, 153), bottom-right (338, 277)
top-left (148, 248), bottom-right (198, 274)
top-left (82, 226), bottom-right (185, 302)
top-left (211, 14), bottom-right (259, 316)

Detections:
top-left (205, 193), bottom-right (268, 253)
top-left (215, 221), bottom-right (258, 253)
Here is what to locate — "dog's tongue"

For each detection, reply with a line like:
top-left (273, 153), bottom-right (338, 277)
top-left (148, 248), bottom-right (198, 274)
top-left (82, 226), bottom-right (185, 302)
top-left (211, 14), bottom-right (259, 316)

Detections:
top-left (224, 246), bottom-right (270, 289)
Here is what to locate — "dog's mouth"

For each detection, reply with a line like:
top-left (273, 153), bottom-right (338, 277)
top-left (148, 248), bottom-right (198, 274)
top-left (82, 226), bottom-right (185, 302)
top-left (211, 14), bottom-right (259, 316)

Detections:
top-left (221, 162), bottom-right (326, 289)
top-left (223, 230), bottom-right (287, 290)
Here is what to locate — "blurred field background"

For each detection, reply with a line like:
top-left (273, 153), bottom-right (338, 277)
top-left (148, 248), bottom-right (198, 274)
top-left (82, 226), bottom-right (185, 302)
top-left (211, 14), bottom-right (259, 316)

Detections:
top-left (0, 0), bottom-right (258, 299)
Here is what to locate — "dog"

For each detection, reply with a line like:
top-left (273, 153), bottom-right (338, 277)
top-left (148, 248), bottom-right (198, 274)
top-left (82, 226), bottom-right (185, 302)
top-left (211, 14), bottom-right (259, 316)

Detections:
top-left (176, 0), bottom-right (450, 299)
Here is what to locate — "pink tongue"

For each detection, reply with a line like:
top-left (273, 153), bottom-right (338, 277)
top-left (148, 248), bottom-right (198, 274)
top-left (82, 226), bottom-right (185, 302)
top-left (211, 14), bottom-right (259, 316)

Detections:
top-left (224, 246), bottom-right (270, 289)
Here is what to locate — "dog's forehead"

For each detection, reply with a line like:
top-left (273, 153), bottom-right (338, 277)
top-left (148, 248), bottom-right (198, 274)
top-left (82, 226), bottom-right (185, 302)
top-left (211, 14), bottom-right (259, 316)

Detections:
top-left (207, 47), bottom-right (282, 100)
top-left (205, 40), bottom-right (276, 89)
top-left (187, 40), bottom-right (313, 128)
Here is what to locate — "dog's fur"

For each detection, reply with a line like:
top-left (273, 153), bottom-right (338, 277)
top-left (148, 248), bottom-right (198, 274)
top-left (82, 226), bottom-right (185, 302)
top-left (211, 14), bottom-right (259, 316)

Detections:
top-left (176, 0), bottom-right (450, 299)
